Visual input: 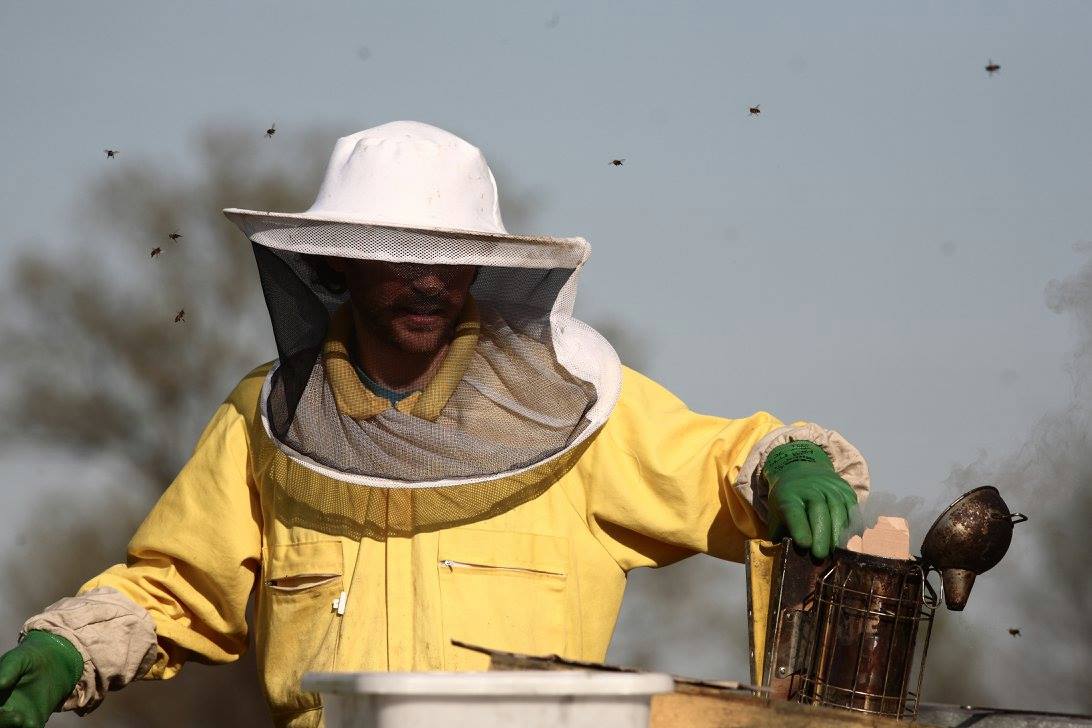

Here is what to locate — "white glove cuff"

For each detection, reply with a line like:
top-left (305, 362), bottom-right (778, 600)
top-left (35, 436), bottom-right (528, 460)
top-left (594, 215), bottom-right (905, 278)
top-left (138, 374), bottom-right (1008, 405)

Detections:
top-left (734, 423), bottom-right (871, 523)
top-left (21, 586), bottom-right (157, 715)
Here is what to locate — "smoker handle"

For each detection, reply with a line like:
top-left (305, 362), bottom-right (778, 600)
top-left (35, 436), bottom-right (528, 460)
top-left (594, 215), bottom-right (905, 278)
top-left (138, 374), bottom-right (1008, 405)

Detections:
top-left (1009, 513), bottom-right (1028, 524)
top-left (921, 568), bottom-right (941, 608)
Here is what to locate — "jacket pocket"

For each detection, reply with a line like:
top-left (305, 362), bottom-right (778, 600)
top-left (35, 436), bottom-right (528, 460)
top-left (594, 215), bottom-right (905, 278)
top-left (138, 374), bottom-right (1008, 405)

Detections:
top-left (437, 529), bottom-right (569, 670)
top-left (257, 540), bottom-right (344, 716)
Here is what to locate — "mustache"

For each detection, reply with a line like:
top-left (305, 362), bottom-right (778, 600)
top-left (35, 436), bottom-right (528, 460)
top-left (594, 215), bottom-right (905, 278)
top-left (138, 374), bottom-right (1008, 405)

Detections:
top-left (389, 263), bottom-right (468, 283)
top-left (395, 295), bottom-right (454, 312)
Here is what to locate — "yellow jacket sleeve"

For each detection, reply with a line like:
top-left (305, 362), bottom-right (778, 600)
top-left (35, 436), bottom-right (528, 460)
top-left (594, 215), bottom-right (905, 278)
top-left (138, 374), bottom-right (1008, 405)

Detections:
top-left (567, 366), bottom-right (784, 570)
top-left (79, 371), bottom-right (264, 679)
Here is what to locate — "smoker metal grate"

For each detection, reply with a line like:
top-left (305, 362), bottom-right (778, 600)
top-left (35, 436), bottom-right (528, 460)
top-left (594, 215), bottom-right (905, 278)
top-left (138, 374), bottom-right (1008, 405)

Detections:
top-left (796, 556), bottom-right (939, 720)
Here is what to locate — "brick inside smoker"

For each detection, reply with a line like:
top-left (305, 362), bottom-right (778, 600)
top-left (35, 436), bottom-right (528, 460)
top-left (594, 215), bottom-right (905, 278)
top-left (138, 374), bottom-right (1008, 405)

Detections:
top-left (845, 516), bottom-right (911, 560)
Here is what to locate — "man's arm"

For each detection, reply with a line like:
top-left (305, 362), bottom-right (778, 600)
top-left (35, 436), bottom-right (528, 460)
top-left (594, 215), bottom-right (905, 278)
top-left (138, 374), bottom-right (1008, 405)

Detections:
top-left (566, 366), bottom-right (869, 570)
top-left (12, 366), bottom-right (267, 715)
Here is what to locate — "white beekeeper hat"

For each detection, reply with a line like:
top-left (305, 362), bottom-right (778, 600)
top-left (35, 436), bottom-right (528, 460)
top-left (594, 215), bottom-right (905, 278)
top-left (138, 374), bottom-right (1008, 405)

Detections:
top-left (224, 120), bottom-right (587, 269)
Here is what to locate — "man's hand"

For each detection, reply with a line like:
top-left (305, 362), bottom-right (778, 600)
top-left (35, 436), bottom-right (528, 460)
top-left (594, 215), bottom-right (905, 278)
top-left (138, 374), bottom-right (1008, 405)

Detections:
top-left (764, 440), bottom-right (858, 559)
top-left (0, 631), bottom-right (82, 728)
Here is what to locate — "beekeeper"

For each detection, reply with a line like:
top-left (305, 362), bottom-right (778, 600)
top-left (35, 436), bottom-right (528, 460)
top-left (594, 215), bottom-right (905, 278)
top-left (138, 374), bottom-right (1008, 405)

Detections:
top-left (0, 121), bottom-right (868, 728)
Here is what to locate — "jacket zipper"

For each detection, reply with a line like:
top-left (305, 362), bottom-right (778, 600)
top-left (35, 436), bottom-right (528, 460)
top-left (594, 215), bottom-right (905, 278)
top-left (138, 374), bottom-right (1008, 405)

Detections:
top-left (439, 559), bottom-right (565, 578)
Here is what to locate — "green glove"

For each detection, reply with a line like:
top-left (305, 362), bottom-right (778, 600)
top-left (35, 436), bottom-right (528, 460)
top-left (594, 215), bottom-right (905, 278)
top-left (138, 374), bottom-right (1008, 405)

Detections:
top-left (764, 440), bottom-right (858, 559)
top-left (0, 630), bottom-right (83, 728)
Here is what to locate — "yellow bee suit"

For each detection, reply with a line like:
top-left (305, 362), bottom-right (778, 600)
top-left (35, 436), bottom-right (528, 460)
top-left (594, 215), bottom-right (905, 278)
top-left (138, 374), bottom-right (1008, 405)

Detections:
top-left (72, 362), bottom-right (861, 727)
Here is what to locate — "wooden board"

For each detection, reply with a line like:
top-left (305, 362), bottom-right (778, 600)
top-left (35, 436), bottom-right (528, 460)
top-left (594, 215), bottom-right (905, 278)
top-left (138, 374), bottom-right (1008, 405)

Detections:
top-left (651, 691), bottom-right (927, 728)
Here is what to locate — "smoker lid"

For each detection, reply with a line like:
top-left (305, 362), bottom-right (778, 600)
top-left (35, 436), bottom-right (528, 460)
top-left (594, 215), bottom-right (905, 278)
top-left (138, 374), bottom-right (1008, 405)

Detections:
top-left (920, 486), bottom-right (1027, 610)
top-left (921, 486), bottom-right (1026, 573)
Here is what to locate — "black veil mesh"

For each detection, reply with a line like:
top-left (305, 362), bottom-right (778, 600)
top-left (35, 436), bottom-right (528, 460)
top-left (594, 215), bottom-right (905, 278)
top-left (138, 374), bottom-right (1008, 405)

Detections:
top-left (253, 242), bottom-right (348, 439)
top-left (251, 242), bottom-right (599, 485)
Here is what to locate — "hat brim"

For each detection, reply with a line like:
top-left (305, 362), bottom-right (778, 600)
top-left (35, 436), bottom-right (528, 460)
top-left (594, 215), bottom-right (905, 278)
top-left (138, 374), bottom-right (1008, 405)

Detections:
top-left (223, 207), bottom-right (589, 269)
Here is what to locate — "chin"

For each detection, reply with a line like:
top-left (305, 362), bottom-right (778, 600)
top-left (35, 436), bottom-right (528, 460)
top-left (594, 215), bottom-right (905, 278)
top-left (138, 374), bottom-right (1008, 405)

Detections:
top-left (392, 329), bottom-right (449, 355)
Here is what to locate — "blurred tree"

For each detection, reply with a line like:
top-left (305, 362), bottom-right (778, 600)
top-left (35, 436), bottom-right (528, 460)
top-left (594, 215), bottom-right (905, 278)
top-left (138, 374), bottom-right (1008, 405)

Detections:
top-left (0, 124), bottom-right (335, 726)
top-left (2, 126), bottom-right (333, 489)
top-left (608, 556), bottom-right (749, 680)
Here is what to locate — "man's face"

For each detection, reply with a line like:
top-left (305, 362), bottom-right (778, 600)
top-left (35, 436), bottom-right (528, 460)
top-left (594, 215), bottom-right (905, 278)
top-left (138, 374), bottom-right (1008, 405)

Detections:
top-left (328, 259), bottom-right (476, 354)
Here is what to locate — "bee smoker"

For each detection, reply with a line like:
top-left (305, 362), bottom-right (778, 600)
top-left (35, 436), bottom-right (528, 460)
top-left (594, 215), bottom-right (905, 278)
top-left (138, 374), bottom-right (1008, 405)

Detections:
top-left (747, 486), bottom-right (1026, 721)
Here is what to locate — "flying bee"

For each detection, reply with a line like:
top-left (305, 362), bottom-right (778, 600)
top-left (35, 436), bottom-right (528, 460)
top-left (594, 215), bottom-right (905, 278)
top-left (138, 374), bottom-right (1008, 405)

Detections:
top-left (609, 159), bottom-right (625, 166)
top-left (168, 231), bottom-right (183, 242)
top-left (1008, 628), bottom-right (1021, 638)
top-left (749, 105), bottom-right (761, 116)
top-left (174, 309), bottom-right (186, 323)
top-left (265, 123), bottom-right (277, 139)
top-left (150, 247), bottom-right (162, 258)
top-left (104, 149), bottom-right (119, 159)
top-left (986, 59), bottom-right (1000, 76)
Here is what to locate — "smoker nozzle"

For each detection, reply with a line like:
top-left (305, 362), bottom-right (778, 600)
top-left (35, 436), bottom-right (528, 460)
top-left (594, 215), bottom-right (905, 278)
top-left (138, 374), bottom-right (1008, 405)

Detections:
top-left (939, 568), bottom-right (976, 611)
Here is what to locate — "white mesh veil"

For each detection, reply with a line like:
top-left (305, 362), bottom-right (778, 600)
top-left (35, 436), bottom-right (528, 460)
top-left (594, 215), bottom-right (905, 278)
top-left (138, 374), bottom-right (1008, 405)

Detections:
top-left (224, 122), bottom-right (621, 491)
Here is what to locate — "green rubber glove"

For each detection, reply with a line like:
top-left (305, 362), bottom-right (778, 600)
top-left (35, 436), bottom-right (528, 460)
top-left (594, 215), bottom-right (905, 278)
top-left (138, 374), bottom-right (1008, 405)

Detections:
top-left (0, 631), bottom-right (83, 728)
top-left (764, 440), bottom-right (859, 559)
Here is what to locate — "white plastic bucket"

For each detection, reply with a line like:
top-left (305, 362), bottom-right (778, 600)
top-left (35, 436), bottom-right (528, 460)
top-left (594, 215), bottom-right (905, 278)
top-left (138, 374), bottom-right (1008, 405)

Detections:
top-left (302, 670), bottom-right (675, 728)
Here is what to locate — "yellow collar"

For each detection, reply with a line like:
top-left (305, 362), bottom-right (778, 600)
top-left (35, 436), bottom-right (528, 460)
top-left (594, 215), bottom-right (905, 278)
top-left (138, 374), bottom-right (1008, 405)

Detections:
top-left (322, 299), bottom-right (480, 422)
